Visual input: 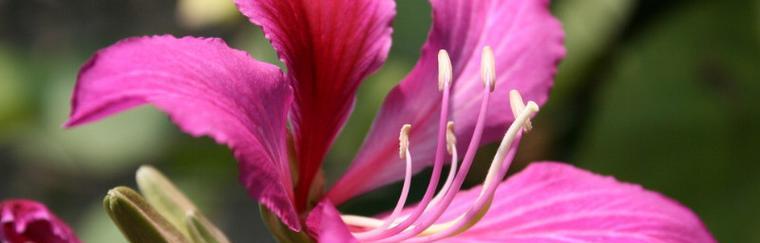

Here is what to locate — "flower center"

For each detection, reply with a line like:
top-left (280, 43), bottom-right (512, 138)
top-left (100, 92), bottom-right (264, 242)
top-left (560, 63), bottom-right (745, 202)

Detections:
top-left (340, 47), bottom-right (539, 242)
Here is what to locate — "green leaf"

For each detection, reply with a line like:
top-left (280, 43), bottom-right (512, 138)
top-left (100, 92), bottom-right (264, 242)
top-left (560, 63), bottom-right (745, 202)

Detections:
top-left (103, 186), bottom-right (190, 243)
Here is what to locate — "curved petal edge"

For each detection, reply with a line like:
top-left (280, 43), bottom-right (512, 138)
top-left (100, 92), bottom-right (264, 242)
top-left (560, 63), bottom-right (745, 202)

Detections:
top-left (65, 35), bottom-right (301, 230)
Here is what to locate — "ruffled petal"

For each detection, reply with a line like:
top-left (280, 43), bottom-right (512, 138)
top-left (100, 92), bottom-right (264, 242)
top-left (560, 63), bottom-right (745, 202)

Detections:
top-left (330, 0), bottom-right (565, 204)
top-left (234, 0), bottom-right (395, 206)
top-left (1, 199), bottom-right (80, 243)
top-left (434, 162), bottom-right (715, 243)
top-left (306, 201), bottom-right (358, 243)
top-left (65, 36), bottom-right (300, 230)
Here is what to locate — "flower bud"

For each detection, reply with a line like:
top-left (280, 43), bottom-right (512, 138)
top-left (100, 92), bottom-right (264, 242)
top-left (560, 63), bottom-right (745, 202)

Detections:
top-left (103, 186), bottom-right (189, 243)
top-left (135, 165), bottom-right (229, 243)
top-left (0, 199), bottom-right (80, 243)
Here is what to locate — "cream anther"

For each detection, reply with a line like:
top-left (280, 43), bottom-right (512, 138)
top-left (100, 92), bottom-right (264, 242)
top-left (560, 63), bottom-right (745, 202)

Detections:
top-left (438, 50), bottom-right (453, 91)
top-left (481, 46), bottom-right (496, 92)
top-left (509, 90), bottom-right (533, 131)
top-left (399, 124), bottom-right (412, 159)
top-left (445, 121), bottom-right (456, 154)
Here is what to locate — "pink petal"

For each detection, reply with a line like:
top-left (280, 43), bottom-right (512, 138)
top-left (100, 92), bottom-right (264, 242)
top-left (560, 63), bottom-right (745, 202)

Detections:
top-left (234, 0), bottom-right (395, 208)
top-left (306, 201), bottom-right (358, 243)
top-left (434, 162), bottom-right (715, 243)
top-left (1, 199), bottom-right (80, 243)
top-left (65, 36), bottom-right (300, 230)
top-left (329, 0), bottom-right (565, 204)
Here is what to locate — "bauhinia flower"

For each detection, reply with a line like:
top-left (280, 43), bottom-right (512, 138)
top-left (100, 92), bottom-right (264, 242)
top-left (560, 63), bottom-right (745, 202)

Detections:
top-left (66, 0), bottom-right (715, 242)
top-left (0, 199), bottom-right (80, 243)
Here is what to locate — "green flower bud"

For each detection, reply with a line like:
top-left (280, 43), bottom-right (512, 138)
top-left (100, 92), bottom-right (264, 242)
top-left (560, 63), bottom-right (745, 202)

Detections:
top-left (103, 186), bottom-right (189, 243)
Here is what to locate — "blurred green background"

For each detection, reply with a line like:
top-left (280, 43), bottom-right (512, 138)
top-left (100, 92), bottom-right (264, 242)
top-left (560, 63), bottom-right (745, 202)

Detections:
top-left (1, 0), bottom-right (758, 242)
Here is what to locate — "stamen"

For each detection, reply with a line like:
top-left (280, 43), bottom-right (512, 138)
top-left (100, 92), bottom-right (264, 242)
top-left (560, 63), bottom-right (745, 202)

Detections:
top-left (509, 90), bottom-right (532, 131)
top-left (343, 48), bottom-right (534, 242)
top-left (438, 50), bottom-right (453, 91)
top-left (382, 125), bottom-right (415, 229)
top-left (375, 77), bottom-right (494, 242)
top-left (376, 49), bottom-right (513, 242)
top-left (431, 122), bottom-right (458, 206)
top-left (445, 121), bottom-right (456, 154)
top-left (481, 46), bottom-right (496, 92)
top-left (341, 136), bottom-right (459, 233)
top-left (484, 101), bottom-right (538, 189)
top-left (342, 215), bottom-right (384, 229)
top-left (399, 124), bottom-right (412, 159)
top-left (353, 49), bottom-right (455, 241)
top-left (355, 124), bottom-right (460, 231)
top-left (408, 94), bottom-right (540, 242)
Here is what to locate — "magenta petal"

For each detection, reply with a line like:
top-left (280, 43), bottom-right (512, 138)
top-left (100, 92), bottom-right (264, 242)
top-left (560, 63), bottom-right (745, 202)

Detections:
top-left (1, 199), bottom-right (80, 243)
top-left (235, 0), bottom-right (396, 206)
top-left (306, 201), bottom-right (358, 243)
top-left (426, 162), bottom-right (715, 243)
top-left (329, 0), bottom-right (566, 204)
top-left (65, 35), bottom-right (300, 230)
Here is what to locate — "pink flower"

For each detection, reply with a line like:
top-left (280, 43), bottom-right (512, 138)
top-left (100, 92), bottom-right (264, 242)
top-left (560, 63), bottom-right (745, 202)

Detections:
top-left (66, 0), bottom-right (715, 241)
top-left (0, 199), bottom-right (80, 243)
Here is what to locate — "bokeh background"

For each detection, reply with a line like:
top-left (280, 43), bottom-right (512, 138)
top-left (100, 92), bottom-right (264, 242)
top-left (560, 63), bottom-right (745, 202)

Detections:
top-left (1, 0), bottom-right (759, 242)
